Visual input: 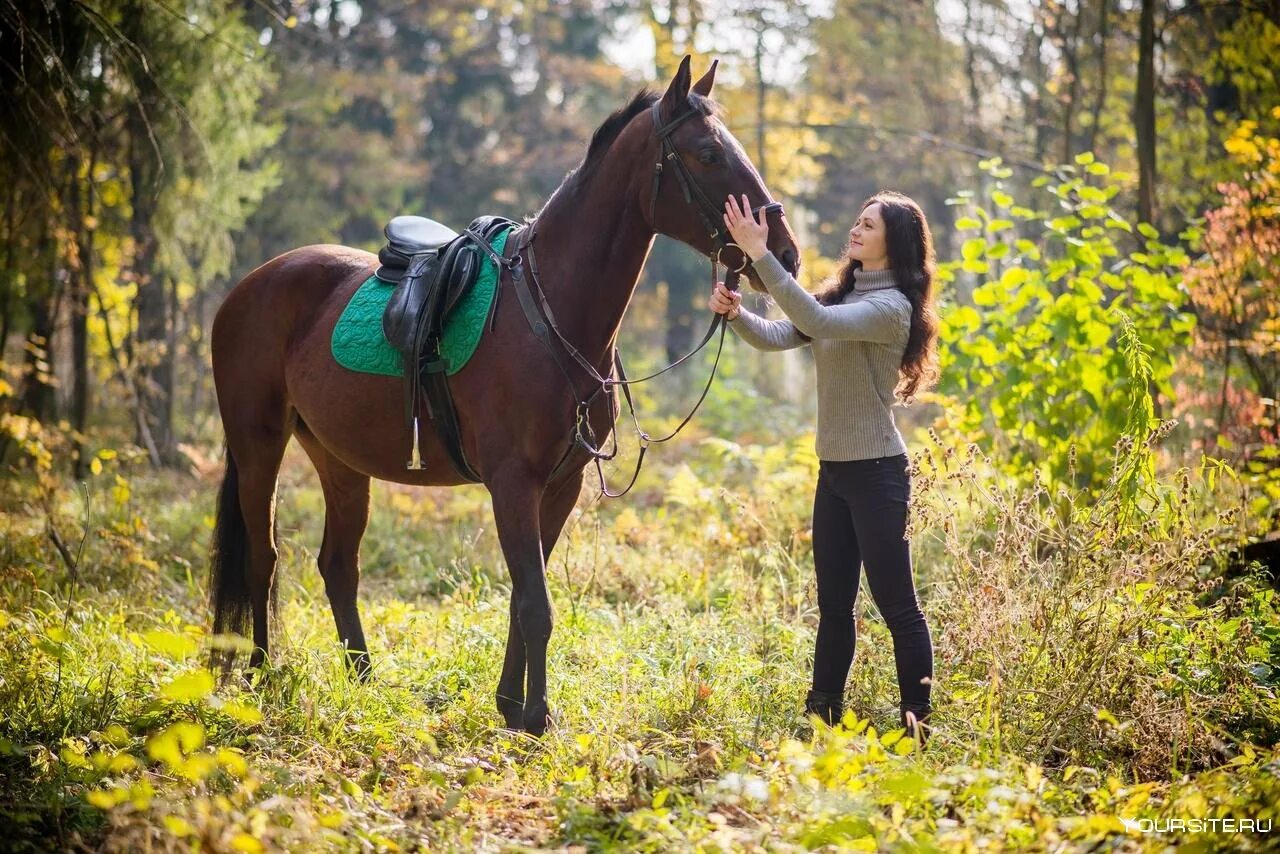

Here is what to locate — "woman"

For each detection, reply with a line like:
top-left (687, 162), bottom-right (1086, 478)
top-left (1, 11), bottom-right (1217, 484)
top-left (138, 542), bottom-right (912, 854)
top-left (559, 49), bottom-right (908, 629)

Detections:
top-left (710, 190), bottom-right (940, 746)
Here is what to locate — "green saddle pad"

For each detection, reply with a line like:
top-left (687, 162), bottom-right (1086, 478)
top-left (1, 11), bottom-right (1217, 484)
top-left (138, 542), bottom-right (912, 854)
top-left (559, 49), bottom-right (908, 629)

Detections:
top-left (331, 227), bottom-right (511, 378)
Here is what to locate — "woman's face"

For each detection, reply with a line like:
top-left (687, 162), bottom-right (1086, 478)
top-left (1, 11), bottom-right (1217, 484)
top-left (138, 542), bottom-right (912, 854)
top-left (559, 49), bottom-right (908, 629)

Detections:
top-left (847, 203), bottom-right (889, 269)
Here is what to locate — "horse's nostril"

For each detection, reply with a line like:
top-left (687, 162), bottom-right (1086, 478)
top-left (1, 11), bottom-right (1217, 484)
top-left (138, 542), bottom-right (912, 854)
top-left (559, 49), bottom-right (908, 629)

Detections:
top-left (779, 247), bottom-right (800, 273)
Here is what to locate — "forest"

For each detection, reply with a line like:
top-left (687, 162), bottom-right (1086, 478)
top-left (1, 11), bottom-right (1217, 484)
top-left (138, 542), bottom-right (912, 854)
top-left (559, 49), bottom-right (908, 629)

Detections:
top-left (1, 0), bottom-right (1278, 850)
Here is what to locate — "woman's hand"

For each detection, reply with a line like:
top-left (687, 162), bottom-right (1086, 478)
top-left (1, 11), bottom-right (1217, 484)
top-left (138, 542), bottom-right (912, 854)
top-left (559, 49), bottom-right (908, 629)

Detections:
top-left (708, 281), bottom-right (742, 321)
top-left (723, 194), bottom-right (770, 262)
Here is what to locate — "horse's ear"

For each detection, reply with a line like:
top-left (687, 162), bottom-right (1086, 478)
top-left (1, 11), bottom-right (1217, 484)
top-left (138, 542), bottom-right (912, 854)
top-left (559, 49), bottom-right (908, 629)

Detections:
top-left (691, 59), bottom-right (718, 97)
top-left (659, 55), bottom-right (693, 121)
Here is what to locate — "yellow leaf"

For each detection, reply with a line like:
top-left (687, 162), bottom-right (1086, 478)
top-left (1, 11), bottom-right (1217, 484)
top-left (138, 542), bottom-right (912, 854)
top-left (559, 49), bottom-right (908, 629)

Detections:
top-left (176, 753), bottom-right (216, 782)
top-left (163, 815), bottom-right (194, 837)
top-left (231, 833), bottom-right (263, 853)
top-left (87, 788), bottom-right (122, 809)
top-left (143, 630), bottom-right (198, 659)
top-left (221, 701), bottom-right (263, 725)
top-left (89, 457), bottom-right (102, 476)
top-left (108, 754), bottom-right (137, 773)
top-left (161, 670), bottom-right (214, 702)
top-left (147, 721), bottom-right (205, 767)
top-left (217, 748), bottom-right (249, 777)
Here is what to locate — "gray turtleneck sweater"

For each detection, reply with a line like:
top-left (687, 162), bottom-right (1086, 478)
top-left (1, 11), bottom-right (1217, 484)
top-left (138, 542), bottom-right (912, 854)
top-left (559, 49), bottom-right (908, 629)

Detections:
top-left (727, 252), bottom-right (913, 461)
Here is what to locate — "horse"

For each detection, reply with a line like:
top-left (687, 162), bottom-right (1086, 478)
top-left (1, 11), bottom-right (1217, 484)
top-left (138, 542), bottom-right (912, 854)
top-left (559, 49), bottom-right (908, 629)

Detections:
top-left (208, 56), bottom-right (801, 734)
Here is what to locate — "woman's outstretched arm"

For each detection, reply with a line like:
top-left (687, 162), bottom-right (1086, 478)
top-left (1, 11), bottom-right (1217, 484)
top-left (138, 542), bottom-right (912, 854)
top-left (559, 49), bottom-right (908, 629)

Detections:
top-left (727, 307), bottom-right (808, 351)
top-left (753, 252), bottom-right (910, 344)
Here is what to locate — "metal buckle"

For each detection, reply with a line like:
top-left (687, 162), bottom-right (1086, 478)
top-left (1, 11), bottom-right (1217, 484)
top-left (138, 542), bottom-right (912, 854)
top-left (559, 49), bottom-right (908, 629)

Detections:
top-left (715, 243), bottom-right (750, 274)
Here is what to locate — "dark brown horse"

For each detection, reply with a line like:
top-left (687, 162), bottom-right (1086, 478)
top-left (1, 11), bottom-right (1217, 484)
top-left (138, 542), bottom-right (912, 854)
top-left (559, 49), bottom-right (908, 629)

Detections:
top-left (209, 56), bottom-right (800, 734)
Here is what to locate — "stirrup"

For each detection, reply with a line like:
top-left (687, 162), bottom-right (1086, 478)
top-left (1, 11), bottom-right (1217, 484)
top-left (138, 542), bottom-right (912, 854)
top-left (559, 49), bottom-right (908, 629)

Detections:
top-left (406, 416), bottom-right (425, 470)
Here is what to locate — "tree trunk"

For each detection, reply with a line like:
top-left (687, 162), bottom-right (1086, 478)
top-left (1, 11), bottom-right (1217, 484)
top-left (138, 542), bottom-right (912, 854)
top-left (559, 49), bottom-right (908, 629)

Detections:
top-left (1059, 0), bottom-right (1086, 164)
top-left (1086, 0), bottom-right (1110, 155)
top-left (71, 151), bottom-right (95, 478)
top-left (963, 0), bottom-right (984, 148)
top-left (129, 98), bottom-right (176, 465)
top-left (1135, 0), bottom-right (1158, 225)
top-left (0, 167), bottom-right (16, 355)
top-left (21, 221), bottom-right (60, 422)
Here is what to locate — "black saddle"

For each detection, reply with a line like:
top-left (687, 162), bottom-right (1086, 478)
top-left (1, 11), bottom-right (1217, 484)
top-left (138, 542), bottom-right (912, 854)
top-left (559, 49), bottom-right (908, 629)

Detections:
top-left (375, 216), bottom-right (459, 283)
top-left (374, 213), bottom-right (519, 479)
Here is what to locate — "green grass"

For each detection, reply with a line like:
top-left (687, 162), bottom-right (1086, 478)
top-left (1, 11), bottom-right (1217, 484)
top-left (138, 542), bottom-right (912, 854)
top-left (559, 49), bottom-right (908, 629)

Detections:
top-left (1, 425), bottom-right (1278, 851)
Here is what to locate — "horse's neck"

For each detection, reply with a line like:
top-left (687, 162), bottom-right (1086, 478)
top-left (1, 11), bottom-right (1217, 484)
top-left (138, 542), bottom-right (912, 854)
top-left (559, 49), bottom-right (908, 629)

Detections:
top-left (529, 178), bottom-right (654, 369)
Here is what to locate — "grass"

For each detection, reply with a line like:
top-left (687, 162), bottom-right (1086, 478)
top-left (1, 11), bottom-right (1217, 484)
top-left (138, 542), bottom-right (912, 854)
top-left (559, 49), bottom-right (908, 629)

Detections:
top-left (1, 418), bottom-right (1278, 851)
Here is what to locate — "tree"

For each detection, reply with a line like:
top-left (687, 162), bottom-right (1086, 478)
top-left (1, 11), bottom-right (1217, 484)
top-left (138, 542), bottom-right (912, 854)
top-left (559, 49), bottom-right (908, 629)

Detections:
top-left (1180, 115), bottom-right (1280, 456)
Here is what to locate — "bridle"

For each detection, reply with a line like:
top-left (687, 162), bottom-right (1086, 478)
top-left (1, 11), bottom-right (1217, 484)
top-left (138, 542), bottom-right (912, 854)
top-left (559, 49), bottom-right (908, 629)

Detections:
top-left (648, 100), bottom-right (784, 277)
top-left (495, 97), bottom-right (788, 497)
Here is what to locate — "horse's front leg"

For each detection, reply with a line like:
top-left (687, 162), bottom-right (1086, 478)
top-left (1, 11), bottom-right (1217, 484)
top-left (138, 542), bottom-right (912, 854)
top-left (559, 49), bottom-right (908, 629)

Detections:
top-left (490, 467), bottom-right (557, 734)
top-left (494, 469), bottom-right (584, 730)
top-left (496, 594), bottom-right (526, 730)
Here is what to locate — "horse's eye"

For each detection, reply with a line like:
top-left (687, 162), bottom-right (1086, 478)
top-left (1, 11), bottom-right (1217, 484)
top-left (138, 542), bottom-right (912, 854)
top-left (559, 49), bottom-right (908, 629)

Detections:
top-left (698, 149), bottom-right (720, 165)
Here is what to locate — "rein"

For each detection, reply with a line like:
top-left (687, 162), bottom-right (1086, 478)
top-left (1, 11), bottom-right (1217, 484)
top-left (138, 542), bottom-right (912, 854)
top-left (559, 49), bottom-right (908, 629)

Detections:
top-left (502, 99), bottom-right (786, 497)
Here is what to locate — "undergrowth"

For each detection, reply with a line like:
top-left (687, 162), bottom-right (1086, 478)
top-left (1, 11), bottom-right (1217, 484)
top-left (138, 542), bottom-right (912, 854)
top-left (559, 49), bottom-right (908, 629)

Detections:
top-left (0, 413), bottom-right (1277, 851)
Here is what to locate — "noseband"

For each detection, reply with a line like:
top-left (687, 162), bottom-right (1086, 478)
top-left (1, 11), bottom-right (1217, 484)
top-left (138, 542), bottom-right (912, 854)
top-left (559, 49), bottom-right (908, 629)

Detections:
top-left (648, 100), bottom-right (784, 273)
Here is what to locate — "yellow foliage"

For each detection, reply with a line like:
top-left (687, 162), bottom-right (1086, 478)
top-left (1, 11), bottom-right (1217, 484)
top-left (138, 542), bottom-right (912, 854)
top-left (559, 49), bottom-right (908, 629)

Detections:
top-left (160, 670), bottom-right (214, 702)
top-left (147, 721), bottom-right (206, 768)
top-left (221, 701), bottom-right (263, 725)
top-left (143, 630), bottom-right (199, 660)
top-left (230, 832), bottom-right (264, 853)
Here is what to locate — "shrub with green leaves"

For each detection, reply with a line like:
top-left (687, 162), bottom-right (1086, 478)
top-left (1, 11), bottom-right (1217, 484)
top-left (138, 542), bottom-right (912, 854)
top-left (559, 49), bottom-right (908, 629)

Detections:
top-left (936, 155), bottom-right (1198, 490)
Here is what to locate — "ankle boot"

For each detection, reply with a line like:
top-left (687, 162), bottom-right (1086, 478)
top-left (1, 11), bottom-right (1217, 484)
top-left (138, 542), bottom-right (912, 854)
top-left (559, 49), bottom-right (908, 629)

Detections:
top-left (804, 689), bottom-right (844, 726)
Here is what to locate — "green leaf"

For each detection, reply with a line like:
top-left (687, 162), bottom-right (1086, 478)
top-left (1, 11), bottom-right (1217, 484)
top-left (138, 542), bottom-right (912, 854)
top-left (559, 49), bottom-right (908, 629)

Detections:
top-left (1137, 222), bottom-right (1160, 239)
top-left (955, 216), bottom-right (982, 230)
top-left (1074, 151), bottom-right (1096, 165)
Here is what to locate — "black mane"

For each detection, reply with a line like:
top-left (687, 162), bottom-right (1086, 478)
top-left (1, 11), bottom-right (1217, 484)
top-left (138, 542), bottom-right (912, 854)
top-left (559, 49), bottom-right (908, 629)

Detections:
top-left (582, 88), bottom-right (661, 169)
top-left (558, 88), bottom-right (721, 197)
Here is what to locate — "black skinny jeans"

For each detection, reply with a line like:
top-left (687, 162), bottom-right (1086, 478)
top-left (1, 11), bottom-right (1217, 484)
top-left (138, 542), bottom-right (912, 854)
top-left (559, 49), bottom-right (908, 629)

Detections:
top-left (811, 453), bottom-right (933, 719)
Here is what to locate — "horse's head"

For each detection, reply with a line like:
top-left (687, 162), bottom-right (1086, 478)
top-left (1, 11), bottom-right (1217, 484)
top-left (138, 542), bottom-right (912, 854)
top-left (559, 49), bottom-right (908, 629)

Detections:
top-left (641, 55), bottom-right (801, 293)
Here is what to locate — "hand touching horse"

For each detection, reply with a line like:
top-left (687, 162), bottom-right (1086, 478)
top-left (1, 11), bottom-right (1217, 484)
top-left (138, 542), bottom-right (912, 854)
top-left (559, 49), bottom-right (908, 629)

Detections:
top-left (209, 56), bottom-right (801, 734)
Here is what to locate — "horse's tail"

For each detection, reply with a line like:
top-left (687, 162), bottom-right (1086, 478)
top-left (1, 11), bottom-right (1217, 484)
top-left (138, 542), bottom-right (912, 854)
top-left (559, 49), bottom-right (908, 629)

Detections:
top-left (209, 444), bottom-right (251, 670)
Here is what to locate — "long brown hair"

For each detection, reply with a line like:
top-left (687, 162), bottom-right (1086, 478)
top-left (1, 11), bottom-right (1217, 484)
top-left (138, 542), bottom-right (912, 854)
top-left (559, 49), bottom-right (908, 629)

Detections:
top-left (800, 190), bottom-right (940, 403)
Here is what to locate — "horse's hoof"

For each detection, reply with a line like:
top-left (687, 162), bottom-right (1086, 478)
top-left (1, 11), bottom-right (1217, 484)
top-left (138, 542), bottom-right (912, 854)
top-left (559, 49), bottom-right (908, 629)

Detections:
top-left (494, 691), bottom-right (524, 732)
top-left (522, 706), bottom-right (552, 736)
top-left (497, 694), bottom-right (524, 730)
top-left (347, 651), bottom-right (373, 682)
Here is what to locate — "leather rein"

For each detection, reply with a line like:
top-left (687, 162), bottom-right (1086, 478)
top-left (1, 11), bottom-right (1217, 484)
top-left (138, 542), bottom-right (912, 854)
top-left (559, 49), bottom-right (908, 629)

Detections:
top-left (486, 99), bottom-right (785, 497)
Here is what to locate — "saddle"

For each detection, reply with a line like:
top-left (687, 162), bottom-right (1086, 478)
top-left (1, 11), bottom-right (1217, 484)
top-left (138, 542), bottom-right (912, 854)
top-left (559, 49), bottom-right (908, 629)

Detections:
top-left (376, 213), bottom-right (519, 479)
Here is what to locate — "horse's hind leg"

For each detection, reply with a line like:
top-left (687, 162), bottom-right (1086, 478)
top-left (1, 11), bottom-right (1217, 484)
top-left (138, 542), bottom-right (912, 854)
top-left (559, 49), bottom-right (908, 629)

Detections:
top-left (297, 430), bottom-right (373, 678)
top-left (224, 411), bottom-right (292, 671)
